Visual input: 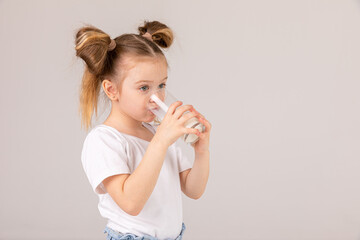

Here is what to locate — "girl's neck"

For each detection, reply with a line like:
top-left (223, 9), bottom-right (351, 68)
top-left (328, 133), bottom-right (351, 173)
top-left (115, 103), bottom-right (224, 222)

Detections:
top-left (103, 117), bottom-right (154, 142)
top-left (103, 111), bottom-right (145, 134)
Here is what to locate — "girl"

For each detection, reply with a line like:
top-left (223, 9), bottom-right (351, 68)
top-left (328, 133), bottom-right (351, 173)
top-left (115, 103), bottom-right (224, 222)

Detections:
top-left (76, 20), bottom-right (211, 240)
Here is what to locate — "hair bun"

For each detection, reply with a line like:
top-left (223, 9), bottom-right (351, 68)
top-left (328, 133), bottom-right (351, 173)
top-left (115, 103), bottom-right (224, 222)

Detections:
top-left (74, 24), bottom-right (113, 76)
top-left (108, 39), bottom-right (116, 51)
top-left (138, 20), bottom-right (174, 49)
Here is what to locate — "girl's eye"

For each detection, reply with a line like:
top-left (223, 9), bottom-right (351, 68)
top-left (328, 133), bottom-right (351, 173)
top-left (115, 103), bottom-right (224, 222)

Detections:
top-left (139, 83), bottom-right (166, 92)
top-left (140, 86), bottom-right (149, 91)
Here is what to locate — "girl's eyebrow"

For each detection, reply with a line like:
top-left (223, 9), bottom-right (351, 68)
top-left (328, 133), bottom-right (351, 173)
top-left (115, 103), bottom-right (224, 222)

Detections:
top-left (135, 76), bottom-right (168, 84)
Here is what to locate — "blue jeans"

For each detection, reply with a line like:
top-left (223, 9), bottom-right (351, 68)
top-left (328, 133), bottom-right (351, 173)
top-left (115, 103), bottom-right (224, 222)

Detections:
top-left (103, 222), bottom-right (186, 240)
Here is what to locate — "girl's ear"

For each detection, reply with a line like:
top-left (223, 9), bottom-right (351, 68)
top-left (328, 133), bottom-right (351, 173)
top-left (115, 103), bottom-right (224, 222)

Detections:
top-left (102, 79), bottom-right (119, 100)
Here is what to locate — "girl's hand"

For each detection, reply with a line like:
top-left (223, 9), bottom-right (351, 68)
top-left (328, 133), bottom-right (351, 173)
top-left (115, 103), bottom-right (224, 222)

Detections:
top-left (154, 101), bottom-right (202, 148)
top-left (190, 108), bottom-right (212, 153)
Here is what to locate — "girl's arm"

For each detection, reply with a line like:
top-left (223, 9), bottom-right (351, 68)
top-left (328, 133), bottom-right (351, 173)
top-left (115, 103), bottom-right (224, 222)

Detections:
top-left (180, 150), bottom-right (210, 199)
top-left (103, 136), bottom-right (168, 216)
top-left (181, 110), bottom-right (211, 200)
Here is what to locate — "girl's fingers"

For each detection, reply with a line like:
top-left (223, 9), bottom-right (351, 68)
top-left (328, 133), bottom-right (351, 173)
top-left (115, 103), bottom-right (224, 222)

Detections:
top-left (198, 116), bottom-right (211, 131)
top-left (190, 108), bottom-right (211, 131)
top-left (184, 127), bottom-right (201, 136)
top-left (191, 108), bottom-right (204, 119)
top-left (197, 114), bottom-right (205, 119)
top-left (167, 101), bottom-right (183, 116)
top-left (180, 111), bottom-right (199, 124)
top-left (174, 105), bottom-right (194, 119)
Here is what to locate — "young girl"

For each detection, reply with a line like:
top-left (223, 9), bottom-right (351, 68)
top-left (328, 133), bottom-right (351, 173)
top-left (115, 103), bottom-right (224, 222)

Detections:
top-left (75, 20), bottom-right (211, 240)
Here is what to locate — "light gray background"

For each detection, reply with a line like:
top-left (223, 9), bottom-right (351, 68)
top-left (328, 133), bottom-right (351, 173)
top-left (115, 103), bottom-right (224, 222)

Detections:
top-left (1, 0), bottom-right (359, 239)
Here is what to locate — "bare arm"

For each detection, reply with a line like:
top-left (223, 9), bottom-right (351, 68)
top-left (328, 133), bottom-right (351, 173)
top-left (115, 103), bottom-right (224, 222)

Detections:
top-left (182, 150), bottom-right (210, 199)
top-left (103, 136), bottom-right (168, 216)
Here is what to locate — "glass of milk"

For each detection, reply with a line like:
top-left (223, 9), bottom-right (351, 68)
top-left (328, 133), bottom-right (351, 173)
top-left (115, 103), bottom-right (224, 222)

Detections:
top-left (148, 88), bottom-right (205, 144)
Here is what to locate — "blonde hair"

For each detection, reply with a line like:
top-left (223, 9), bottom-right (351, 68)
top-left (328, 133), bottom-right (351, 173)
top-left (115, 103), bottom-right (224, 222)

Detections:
top-left (74, 20), bottom-right (174, 131)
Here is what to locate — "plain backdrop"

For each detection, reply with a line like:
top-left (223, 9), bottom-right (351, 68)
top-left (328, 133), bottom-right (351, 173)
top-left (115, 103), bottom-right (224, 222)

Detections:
top-left (1, 0), bottom-right (360, 239)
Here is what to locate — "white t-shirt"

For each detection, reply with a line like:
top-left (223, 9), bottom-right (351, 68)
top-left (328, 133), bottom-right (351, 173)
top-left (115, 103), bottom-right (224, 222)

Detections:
top-left (81, 121), bottom-right (193, 240)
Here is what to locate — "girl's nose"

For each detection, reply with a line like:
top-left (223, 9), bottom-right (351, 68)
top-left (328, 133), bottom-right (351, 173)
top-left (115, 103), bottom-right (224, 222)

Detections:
top-left (149, 92), bottom-right (159, 102)
top-left (148, 96), bottom-right (158, 108)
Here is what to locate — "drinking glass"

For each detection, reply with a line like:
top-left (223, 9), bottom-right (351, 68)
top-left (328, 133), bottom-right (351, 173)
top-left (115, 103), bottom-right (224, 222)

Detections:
top-left (148, 88), bottom-right (205, 144)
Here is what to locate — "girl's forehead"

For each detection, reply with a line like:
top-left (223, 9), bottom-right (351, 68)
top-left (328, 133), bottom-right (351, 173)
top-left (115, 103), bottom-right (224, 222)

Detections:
top-left (123, 58), bottom-right (167, 82)
top-left (123, 54), bottom-right (166, 67)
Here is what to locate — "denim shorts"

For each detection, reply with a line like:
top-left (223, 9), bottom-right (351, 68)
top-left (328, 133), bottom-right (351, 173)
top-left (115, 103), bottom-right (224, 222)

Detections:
top-left (103, 222), bottom-right (186, 240)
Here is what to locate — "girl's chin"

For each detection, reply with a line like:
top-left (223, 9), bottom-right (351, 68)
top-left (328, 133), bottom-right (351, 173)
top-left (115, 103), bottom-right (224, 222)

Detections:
top-left (145, 110), bottom-right (156, 120)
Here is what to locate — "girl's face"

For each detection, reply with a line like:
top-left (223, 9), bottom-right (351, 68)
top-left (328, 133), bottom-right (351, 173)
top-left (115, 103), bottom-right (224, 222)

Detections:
top-left (118, 57), bottom-right (168, 123)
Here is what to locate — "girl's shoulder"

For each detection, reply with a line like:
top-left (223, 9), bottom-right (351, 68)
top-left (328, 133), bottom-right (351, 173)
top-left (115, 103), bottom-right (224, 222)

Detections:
top-left (82, 124), bottom-right (130, 158)
top-left (85, 124), bottom-right (128, 145)
top-left (84, 121), bottom-right (157, 147)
